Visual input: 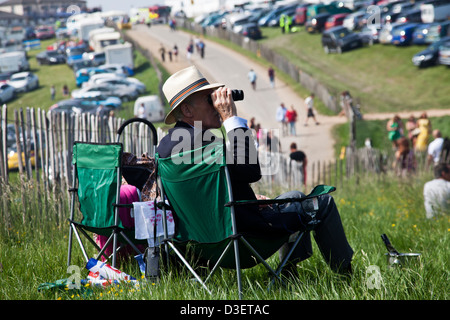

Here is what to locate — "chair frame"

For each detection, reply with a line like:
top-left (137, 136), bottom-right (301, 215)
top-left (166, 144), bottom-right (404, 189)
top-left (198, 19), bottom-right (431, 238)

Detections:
top-left (67, 118), bottom-right (158, 269)
top-left (157, 144), bottom-right (330, 299)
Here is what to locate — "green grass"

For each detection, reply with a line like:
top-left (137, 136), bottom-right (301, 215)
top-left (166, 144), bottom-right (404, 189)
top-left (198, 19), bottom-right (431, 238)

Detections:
top-left (0, 170), bottom-right (448, 300)
top-left (259, 27), bottom-right (450, 114)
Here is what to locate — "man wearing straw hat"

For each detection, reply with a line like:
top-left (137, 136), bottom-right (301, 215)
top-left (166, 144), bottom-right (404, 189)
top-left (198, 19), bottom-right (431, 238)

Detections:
top-left (156, 66), bottom-right (353, 276)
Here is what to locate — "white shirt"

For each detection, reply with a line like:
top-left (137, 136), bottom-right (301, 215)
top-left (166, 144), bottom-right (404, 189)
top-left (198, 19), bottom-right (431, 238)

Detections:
top-left (305, 96), bottom-right (314, 110)
top-left (276, 105), bottom-right (287, 122)
top-left (423, 178), bottom-right (450, 219)
top-left (427, 137), bottom-right (444, 164)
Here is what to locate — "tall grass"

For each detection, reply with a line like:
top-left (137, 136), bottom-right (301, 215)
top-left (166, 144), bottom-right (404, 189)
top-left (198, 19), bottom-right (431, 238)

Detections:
top-left (0, 167), bottom-right (448, 300)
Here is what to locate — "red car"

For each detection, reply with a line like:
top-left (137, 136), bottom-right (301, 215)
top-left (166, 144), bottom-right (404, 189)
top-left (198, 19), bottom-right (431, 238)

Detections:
top-left (325, 13), bottom-right (349, 30)
top-left (35, 26), bottom-right (55, 39)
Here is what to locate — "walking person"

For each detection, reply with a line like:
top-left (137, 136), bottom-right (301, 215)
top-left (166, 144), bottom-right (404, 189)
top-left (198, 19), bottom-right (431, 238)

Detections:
top-left (268, 66), bottom-right (275, 88)
top-left (247, 69), bottom-right (257, 90)
top-left (304, 93), bottom-right (319, 126)
top-left (276, 102), bottom-right (287, 136)
top-left (173, 44), bottom-right (179, 62)
top-left (285, 105), bottom-right (298, 136)
top-left (186, 40), bottom-right (194, 62)
top-left (159, 44), bottom-right (166, 62)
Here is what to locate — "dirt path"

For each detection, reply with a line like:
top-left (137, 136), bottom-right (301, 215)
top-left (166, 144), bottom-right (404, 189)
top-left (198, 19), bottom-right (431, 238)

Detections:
top-left (126, 24), bottom-right (450, 179)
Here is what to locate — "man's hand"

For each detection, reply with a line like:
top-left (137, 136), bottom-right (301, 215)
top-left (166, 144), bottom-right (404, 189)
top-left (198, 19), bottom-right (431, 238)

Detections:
top-left (211, 87), bottom-right (237, 121)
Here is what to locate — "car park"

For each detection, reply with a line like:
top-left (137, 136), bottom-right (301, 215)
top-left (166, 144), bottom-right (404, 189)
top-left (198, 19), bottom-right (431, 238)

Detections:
top-left (240, 23), bottom-right (262, 40)
top-left (391, 23), bottom-right (419, 46)
top-left (322, 26), bottom-right (364, 54)
top-left (305, 13), bottom-right (332, 33)
top-left (8, 72), bottom-right (39, 92)
top-left (438, 39), bottom-right (450, 66)
top-left (0, 83), bottom-right (16, 103)
top-left (36, 49), bottom-right (66, 65)
top-left (412, 36), bottom-right (450, 68)
top-left (71, 83), bottom-right (139, 102)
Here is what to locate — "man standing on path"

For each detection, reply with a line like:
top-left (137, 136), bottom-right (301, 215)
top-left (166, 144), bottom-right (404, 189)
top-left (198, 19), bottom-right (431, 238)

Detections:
top-left (427, 129), bottom-right (444, 166)
top-left (304, 93), bottom-right (319, 126)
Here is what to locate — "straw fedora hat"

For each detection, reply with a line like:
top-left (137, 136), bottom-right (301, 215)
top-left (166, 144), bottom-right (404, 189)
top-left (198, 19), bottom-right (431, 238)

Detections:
top-left (162, 66), bottom-right (224, 125)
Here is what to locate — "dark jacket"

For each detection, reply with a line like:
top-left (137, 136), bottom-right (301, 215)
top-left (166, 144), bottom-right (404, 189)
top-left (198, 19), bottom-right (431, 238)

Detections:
top-left (156, 121), bottom-right (276, 235)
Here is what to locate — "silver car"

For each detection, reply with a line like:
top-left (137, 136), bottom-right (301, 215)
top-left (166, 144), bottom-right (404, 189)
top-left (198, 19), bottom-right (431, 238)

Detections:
top-left (71, 82), bottom-right (139, 102)
top-left (8, 72), bottom-right (39, 92)
top-left (0, 83), bottom-right (15, 103)
top-left (438, 40), bottom-right (450, 66)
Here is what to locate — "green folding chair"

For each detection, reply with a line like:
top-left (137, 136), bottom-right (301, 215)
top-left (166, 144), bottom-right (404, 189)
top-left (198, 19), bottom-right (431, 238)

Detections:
top-left (156, 141), bottom-right (335, 299)
top-left (67, 142), bottom-right (145, 268)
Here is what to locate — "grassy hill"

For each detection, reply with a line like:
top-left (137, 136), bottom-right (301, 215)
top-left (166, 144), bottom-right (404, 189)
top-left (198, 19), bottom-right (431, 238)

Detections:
top-left (260, 27), bottom-right (450, 114)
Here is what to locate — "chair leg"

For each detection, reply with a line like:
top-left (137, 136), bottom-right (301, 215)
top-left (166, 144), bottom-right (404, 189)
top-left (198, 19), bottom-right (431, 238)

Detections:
top-left (166, 241), bottom-right (212, 294)
top-left (233, 238), bottom-right (243, 300)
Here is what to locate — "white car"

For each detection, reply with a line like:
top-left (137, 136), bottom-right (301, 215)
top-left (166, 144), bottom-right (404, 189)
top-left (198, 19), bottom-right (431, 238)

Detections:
top-left (98, 63), bottom-right (133, 76)
top-left (8, 72), bottom-right (39, 92)
top-left (72, 83), bottom-right (139, 102)
top-left (94, 77), bottom-right (146, 94)
top-left (0, 83), bottom-right (15, 103)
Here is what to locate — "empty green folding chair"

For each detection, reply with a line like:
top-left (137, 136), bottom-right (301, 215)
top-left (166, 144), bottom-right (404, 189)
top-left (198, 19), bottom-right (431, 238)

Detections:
top-left (156, 141), bottom-right (335, 299)
top-left (67, 142), bottom-right (145, 268)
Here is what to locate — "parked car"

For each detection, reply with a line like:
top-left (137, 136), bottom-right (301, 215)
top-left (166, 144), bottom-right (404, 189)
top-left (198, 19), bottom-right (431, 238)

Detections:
top-left (49, 98), bottom-right (118, 114)
top-left (35, 26), bottom-right (55, 39)
top-left (412, 23), bottom-right (433, 45)
top-left (438, 39), bottom-right (450, 66)
top-left (93, 77), bottom-right (146, 94)
top-left (239, 23), bottom-right (262, 40)
top-left (305, 13), bottom-right (332, 33)
top-left (82, 52), bottom-right (106, 66)
top-left (294, 3), bottom-right (311, 26)
top-left (426, 20), bottom-right (450, 44)
top-left (379, 22), bottom-right (405, 44)
top-left (71, 83), bottom-right (139, 102)
top-left (391, 23), bottom-right (419, 46)
top-left (412, 36), bottom-right (450, 68)
top-left (8, 72), bottom-right (39, 92)
top-left (258, 6), bottom-right (290, 27)
top-left (98, 63), bottom-right (134, 76)
top-left (36, 49), bottom-right (66, 65)
top-left (325, 13), bottom-right (349, 30)
top-left (0, 72), bottom-right (12, 84)
top-left (75, 67), bottom-right (116, 87)
top-left (359, 24), bottom-right (382, 44)
top-left (66, 44), bottom-right (90, 66)
top-left (395, 8), bottom-right (422, 24)
top-left (7, 143), bottom-right (36, 170)
top-left (0, 83), bottom-right (16, 103)
top-left (342, 10), bottom-right (366, 31)
top-left (322, 26), bottom-right (364, 54)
